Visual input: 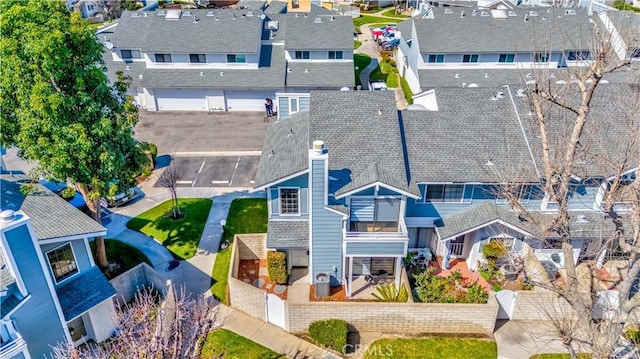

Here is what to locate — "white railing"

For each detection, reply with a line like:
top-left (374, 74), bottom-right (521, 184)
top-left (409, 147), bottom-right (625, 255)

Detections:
top-left (0, 322), bottom-right (26, 357)
top-left (450, 242), bottom-right (464, 256)
top-left (344, 217), bottom-right (408, 241)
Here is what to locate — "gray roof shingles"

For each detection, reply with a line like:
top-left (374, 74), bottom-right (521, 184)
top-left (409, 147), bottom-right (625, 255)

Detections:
top-left (403, 87), bottom-right (539, 183)
top-left (284, 15), bottom-right (354, 51)
top-left (56, 267), bottom-right (117, 321)
top-left (113, 10), bottom-right (262, 54)
top-left (267, 220), bottom-right (309, 248)
top-left (407, 8), bottom-right (597, 53)
top-left (1, 174), bottom-right (106, 241)
top-left (254, 112), bottom-right (310, 188)
top-left (285, 61), bottom-right (355, 88)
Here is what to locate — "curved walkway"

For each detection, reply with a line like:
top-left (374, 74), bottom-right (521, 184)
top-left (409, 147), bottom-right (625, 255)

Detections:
top-left (359, 57), bottom-right (379, 90)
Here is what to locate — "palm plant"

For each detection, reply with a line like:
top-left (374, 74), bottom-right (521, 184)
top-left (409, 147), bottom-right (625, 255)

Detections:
top-left (371, 282), bottom-right (409, 302)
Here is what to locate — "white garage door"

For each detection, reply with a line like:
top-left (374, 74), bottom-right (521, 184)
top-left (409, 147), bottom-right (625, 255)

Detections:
top-left (155, 89), bottom-right (208, 111)
top-left (225, 91), bottom-right (274, 111)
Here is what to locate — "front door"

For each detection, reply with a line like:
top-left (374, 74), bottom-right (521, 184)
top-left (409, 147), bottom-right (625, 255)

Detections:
top-left (68, 316), bottom-right (87, 346)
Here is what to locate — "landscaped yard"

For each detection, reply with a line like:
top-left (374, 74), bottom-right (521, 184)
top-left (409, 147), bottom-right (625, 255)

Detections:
top-left (354, 53), bottom-right (372, 87)
top-left (127, 198), bottom-right (213, 260)
top-left (363, 338), bottom-right (497, 359)
top-left (381, 8), bottom-right (410, 18)
top-left (211, 198), bottom-right (267, 303)
top-left (370, 59), bottom-right (399, 88)
top-left (91, 238), bottom-right (151, 279)
top-left (400, 76), bottom-right (413, 104)
top-left (353, 15), bottom-right (397, 32)
top-left (354, 40), bottom-right (362, 49)
top-left (200, 329), bottom-right (283, 359)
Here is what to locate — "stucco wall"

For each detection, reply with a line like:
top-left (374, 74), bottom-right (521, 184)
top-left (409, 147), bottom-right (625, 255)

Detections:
top-left (110, 263), bottom-right (169, 306)
top-left (285, 297), bottom-right (499, 334)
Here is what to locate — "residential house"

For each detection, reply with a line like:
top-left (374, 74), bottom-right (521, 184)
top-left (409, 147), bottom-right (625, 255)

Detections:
top-left (0, 174), bottom-right (116, 358)
top-left (396, 7), bottom-right (640, 94)
top-left (253, 85), bottom-right (637, 298)
top-left (101, 7), bottom-right (354, 113)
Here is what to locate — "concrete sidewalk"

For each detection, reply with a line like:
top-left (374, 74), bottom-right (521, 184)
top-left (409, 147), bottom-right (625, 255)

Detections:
top-left (217, 305), bottom-right (340, 359)
top-left (495, 320), bottom-right (575, 359)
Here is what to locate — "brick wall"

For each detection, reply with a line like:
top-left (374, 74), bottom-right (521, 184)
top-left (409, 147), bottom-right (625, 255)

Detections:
top-left (236, 234), bottom-right (267, 260)
top-left (285, 297), bottom-right (499, 335)
top-left (110, 263), bottom-right (169, 306)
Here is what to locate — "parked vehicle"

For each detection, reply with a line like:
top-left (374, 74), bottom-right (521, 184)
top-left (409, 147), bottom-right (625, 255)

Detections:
top-left (369, 81), bottom-right (388, 91)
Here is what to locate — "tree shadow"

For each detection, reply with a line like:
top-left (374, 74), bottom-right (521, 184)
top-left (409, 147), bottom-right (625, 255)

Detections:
top-left (155, 154), bottom-right (172, 169)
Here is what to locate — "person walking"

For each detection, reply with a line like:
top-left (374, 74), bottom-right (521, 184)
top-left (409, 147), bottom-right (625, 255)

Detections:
top-left (265, 97), bottom-right (274, 117)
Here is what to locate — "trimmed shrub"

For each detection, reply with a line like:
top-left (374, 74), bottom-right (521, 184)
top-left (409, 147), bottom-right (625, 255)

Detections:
top-left (308, 319), bottom-right (347, 351)
top-left (482, 240), bottom-right (507, 269)
top-left (267, 251), bottom-right (288, 284)
top-left (140, 141), bottom-right (158, 166)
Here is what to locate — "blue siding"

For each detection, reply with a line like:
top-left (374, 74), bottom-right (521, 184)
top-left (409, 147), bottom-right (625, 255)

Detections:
top-left (405, 198), bottom-right (441, 218)
top-left (310, 159), bottom-right (344, 286)
top-left (270, 185), bottom-right (309, 220)
top-left (9, 352), bottom-right (26, 359)
top-left (350, 187), bottom-right (375, 196)
top-left (40, 240), bottom-right (92, 284)
top-left (350, 199), bottom-right (374, 221)
top-left (5, 225), bottom-right (67, 358)
top-left (346, 241), bottom-right (405, 256)
top-left (270, 188), bottom-right (279, 216)
top-left (278, 173), bottom-right (308, 188)
top-left (377, 187), bottom-right (404, 196)
top-left (566, 185), bottom-right (598, 210)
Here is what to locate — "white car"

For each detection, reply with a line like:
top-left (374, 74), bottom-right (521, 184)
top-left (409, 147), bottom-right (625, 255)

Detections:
top-left (369, 81), bottom-right (388, 91)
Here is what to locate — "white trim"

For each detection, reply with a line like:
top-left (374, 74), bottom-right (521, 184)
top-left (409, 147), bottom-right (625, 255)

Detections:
top-left (0, 230), bottom-right (29, 296)
top-left (278, 187), bottom-right (301, 216)
top-left (438, 219), bottom-right (535, 242)
top-left (267, 187), bottom-right (272, 218)
top-left (325, 206), bottom-right (348, 218)
top-left (37, 232), bottom-right (106, 245)
top-left (26, 221), bottom-right (73, 343)
top-left (252, 169), bottom-right (309, 192)
top-left (83, 238), bottom-right (95, 267)
top-left (307, 151), bottom-right (316, 284)
top-left (335, 181), bottom-right (420, 200)
top-left (44, 242), bottom-right (80, 285)
top-left (606, 167), bottom-right (637, 182)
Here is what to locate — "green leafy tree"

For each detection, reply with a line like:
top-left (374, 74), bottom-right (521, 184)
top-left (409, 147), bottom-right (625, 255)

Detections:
top-left (0, 0), bottom-right (147, 267)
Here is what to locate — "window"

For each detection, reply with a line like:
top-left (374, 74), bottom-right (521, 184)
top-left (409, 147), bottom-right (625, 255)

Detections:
top-left (290, 98), bottom-right (299, 113)
top-left (499, 54), bottom-right (515, 63)
top-left (427, 54), bottom-right (444, 63)
top-left (155, 53), bottom-right (172, 63)
top-left (88, 4), bottom-right (94, 10)
top-left (349, 198), bottom-right (400, 232)
top-left (534, 52), bottom-right (549, 63)
top-left (631, 48), bottom-right (640, 59)
top-left (295, 51), bottom-right (309, 60)
top-left (328, 51), bottom-right (343, 60)
top-left (226, 54), bottom-right (246, 63)
top-left (495, 184), bottom-right (544, 204)
top-left (462, 54), bottom-right (479, 63)
top-left (425, 184), bottom-right (465, 202)
top-left (280, 188), bottom-right (300, 215)
top-left (46, 243), bottom-right (78, 283)
top-left (121, 49), bottom-right (141, 60)
top-left (567, 51), bottom-right (590, 61)
top-left (189, 54), bottom-right (206, 63)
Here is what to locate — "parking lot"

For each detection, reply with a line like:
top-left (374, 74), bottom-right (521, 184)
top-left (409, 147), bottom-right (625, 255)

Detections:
top-left (159, 155), bottom-right (261, 188)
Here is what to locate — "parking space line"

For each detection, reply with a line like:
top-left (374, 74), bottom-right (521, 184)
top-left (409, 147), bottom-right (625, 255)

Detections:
top-left (191, 159), bottom-right (206, 187)
top-left (228, 156), bottom-right (241, 187)
top-left (176, 180), bottom-right (193, 185)
top-left (211, 180), bottom-right (230, 184)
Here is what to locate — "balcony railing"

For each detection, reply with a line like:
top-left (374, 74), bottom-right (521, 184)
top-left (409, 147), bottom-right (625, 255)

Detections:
top-left (344, 217), bottom-right (408, 241)
top-left (0, 321), bottom-right (26, 357)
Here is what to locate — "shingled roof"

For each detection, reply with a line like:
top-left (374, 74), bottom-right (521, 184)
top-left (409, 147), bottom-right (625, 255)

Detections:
top-left (1, 174), bottom-right (106, 241)
top-left (56, 267), bottom-right (116, 320)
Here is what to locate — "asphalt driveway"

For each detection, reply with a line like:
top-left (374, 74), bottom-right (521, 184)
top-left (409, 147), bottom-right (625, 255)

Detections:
top-left (134, 111), bottom-right (269, 154)
top-left (157, 155), bottom-right (260, 188)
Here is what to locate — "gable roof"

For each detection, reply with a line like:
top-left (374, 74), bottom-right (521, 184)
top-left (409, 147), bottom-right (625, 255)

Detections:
top-left (267, 220), bottom-right (309, 248)
top-left (285, 61), bottom-right (355, 88)
top-left (403, 87), bottom-right (539, 183)
top-left (407, 7), bottom-right (597, 53)
top-left (254, 112), bottom-right (310, 188)
top-left (112, 10), bottom-right (262, 53)
top-left (1, 174), bottom-right (106, 241)
top-left (436, 201), bottom-right (535, 240)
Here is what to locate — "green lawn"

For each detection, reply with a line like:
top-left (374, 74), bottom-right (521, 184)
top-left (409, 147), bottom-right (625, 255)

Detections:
top-left (364, 338), bottom-right (497, 359)
top-left (354, 15), bottom-right (397, 31)
top-left (221, 198), bottom-right (268, 244)
top-left (354, 40), bottom-right (362, 49)
top-left (212, 198), bottom-right (268, 303)
top-left (200, 329), bottom-right (283, 359)
top-left (381, 8), bottom-right (410, 18)
top-left (370, 60), bottom-right (399, 88)
top-left (127, 198), bottom-right (213, 259)
top-left (400, 76), bottom-right (413, 104)
top-left (91, 238), bottom-right (151, 279)
top-left (530, 354), bottom-right (591, 359)
top-left (210, 247), bottom-right (231, 303)
top-left (354, 53), bottom-right (372, 87)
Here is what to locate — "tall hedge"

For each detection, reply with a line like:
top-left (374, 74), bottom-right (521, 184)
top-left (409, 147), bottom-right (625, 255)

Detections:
top-left (267, 251), bottom-right (288, 284)
top-left (308, 319), bottom-right (348, 351)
